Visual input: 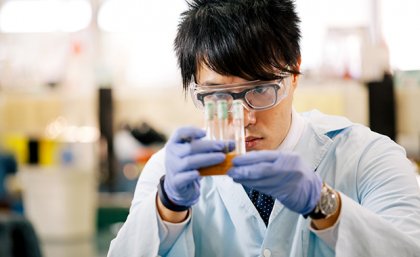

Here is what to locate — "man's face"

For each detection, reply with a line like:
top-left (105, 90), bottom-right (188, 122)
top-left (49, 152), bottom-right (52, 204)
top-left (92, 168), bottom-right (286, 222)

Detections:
top-left (196, 64), bottom-right (298, 151)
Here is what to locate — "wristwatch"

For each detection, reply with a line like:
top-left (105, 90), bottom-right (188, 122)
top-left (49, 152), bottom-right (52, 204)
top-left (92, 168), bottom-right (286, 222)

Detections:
top-left (308, 183), bottom-right (339, 220)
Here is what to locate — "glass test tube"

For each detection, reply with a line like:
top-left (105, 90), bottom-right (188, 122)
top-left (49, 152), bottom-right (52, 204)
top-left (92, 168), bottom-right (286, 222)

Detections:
top-left (217, 99), bottom-right (229, 152)
top-left (204, 100), bottom-right (216, 140)
top-left (217, 100), bottom-right (228, 140)
top-left (232, 100), bottom-right (246, 154)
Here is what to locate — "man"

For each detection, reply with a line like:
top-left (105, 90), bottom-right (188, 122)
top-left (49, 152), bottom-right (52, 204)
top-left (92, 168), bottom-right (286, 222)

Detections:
top-left (108, 0), bottom-right (420, 256)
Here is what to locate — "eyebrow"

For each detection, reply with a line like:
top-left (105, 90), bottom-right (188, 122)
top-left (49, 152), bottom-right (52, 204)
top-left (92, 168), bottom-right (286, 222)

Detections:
top-left (200, 79), bottom-right (260, 86)
top-left (199, 80), bottom-right (223, 86)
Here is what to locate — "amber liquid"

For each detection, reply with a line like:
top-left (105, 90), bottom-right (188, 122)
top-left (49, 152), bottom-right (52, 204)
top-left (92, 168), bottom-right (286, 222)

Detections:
top-left (199, 152), bottom-right (236, 176)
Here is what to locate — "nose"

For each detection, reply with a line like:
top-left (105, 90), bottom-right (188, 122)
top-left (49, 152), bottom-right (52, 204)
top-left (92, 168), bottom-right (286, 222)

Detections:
top-left (243, 106), bottom-right (256, 127)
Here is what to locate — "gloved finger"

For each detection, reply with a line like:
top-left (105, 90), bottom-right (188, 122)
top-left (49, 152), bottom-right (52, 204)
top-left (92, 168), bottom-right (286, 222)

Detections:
top-left (171, 170), bottom-right (201, 189)
top-left (180, 152), bottom-right (226, 170)
top-left (227, 163), bottom-right (276, 180)
top-left (232, 151), bottom-right (279, 166)
top-left (169, 126), bottom-right (206, 144)
top-left (229, 177), bottom-right (271, 193)
top-left (230, 173), bottom-right (287, 190)
top-left (274, 153), bottom-right (311, 173)
top-left (226, 140), bottom-right (235, 152)
top-left (173, 140), bottom-right (229, 158)
top-left (180, 179), bottom-right (202, 207)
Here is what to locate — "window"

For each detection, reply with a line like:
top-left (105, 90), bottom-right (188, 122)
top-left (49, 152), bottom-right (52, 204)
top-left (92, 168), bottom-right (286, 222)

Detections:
top-left (0, 0), bottom-right (92, 33)
top-left (97, 0), bottom-right (188, 87)
top-left (381, 0), bottom-right (420, 70)
top-left (296, 0), bottom-right (371, 78)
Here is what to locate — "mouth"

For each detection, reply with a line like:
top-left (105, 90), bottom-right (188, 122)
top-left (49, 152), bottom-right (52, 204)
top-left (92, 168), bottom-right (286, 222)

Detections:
top-left (245, 136), bottom-right (263, 150)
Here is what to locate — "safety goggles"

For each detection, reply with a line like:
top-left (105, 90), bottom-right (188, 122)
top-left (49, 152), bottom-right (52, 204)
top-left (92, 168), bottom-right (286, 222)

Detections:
top-left (190, 76), bottom-right (292, 111)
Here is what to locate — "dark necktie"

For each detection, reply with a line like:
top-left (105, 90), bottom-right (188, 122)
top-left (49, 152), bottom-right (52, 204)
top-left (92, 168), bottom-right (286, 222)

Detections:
top-left (243, 186), bottom-right (275, 226)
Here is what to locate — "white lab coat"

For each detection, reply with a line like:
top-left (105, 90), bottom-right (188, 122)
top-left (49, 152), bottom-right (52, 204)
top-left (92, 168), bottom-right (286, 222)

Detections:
top-left (108, 110), bottom-right (420, 257)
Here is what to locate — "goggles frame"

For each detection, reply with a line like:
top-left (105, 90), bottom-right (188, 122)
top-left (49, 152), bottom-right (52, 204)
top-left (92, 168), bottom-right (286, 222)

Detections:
top-left (190, 76), bottom-right (292, 111)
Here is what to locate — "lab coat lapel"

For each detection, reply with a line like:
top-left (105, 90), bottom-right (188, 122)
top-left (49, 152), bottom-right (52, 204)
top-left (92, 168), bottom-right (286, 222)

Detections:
top-left (213, 176), bottom-right (267, 235)
top-left (295, 123), bottom-right (333, 172)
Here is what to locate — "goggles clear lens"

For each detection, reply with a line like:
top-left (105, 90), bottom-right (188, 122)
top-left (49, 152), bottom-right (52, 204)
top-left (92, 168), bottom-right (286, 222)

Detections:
top-left (190, 77), bottom-right (291, 111)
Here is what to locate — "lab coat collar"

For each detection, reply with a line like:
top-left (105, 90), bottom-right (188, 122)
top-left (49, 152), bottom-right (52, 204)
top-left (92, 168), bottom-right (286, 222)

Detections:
top-left (301, 109), bottom-right (353, 137)
top-left (277, 108), bottom-right (305, 152)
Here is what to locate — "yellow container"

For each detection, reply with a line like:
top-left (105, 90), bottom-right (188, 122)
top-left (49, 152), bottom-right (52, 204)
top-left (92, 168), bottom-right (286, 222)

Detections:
top-left (39, 139), bottom-right (58, 166)
top-left (2, 133), bottom-right (28, 164)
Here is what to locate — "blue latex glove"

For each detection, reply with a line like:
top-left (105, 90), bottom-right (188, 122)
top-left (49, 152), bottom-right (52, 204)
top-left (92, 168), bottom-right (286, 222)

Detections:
top-left (164, 126), bottom-right (232, 207)
top-left (227, 151), bottom-right (322, 215)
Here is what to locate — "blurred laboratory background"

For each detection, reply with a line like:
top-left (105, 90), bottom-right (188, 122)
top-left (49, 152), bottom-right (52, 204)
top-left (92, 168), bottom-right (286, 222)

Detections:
top-left (0, 0), bottom-right (419, 256)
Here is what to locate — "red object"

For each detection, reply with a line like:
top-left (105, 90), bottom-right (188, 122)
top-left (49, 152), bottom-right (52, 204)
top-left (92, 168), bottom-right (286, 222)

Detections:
top-left (135, 148), bottom-right (155, 164)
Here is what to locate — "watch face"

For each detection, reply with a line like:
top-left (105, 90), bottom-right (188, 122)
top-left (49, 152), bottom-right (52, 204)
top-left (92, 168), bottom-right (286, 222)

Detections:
top-left (320, 188), bottom-right (338, 216)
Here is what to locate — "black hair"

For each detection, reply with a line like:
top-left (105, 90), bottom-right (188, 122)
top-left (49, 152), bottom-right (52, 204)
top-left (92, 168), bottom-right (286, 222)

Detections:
top-left (174, 0), bottom-right (301, 91)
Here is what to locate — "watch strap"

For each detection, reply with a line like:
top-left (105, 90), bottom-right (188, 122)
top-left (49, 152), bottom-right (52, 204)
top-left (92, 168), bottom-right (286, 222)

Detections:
top-left (157, 175), bottom-right (190, 212)
top-left (308, 205), bottom-right (327, 220)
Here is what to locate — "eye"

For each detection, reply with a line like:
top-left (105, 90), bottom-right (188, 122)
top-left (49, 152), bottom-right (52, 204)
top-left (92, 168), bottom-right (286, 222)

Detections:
top-left (251, 86), bottom-right (270, 95)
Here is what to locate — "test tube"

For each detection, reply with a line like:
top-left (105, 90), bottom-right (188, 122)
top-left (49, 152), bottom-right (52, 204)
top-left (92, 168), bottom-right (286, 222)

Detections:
top-left (217, 100), bottom-right (229, 140)
top-left (217, 99), bottom-right (229, 152)
top-left (204, 100), bottom-right (216, 140)
top-left (232, 100), bottom-right (246, 154)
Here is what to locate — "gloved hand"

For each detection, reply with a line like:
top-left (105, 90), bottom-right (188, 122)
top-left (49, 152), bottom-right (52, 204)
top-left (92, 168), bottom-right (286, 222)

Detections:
top-left (227, 151), bottom-right (322, 215)
top-left (164, 126), bottom-right (232, 207)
